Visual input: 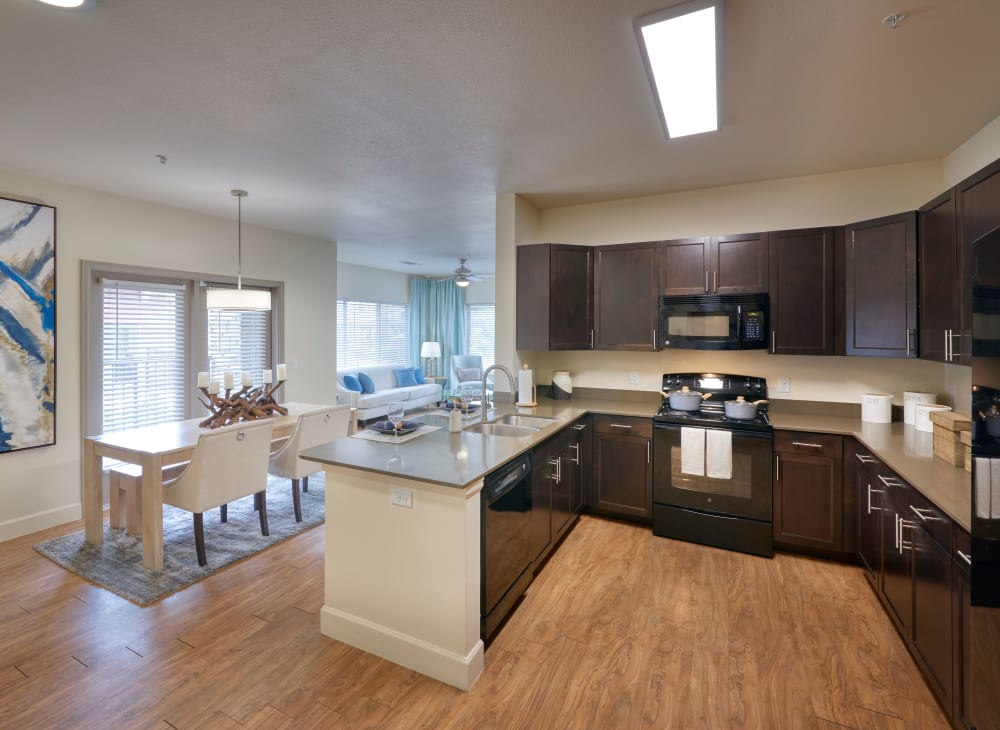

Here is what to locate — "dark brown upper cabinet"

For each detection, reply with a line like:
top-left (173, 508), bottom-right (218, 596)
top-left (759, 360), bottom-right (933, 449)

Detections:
top-left (594, 242), bottom-right (660, 351)
top-left (957, 157), bottom-right (1000, 363)
top-left (660, 234), bottom-right (767, 296)
top-left (845, 212), bottom-right (918, 358)
top-left (919, 189), bottom-right (968, 365)
top-left (769, 228), bottom-right (835, 356)
top-left (516, 244), bottom-right (594, 351)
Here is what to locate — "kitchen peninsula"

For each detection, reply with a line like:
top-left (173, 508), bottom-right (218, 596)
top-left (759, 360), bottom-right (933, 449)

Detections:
top-left (301, 395), bottom-right (971, 695)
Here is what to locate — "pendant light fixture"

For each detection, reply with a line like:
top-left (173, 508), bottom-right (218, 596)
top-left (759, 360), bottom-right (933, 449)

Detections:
top-left (206, 189), bottom-right (271, 311)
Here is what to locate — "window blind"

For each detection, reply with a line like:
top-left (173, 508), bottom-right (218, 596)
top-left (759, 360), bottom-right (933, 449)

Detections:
top-left (207, 307), bottom-right (271, 384)
top-left (465, 304), bottom-right (495, 370)
top-left (101, 279), bottom-right (186, 433)
top-left (336, 299), bottom-right (409, 370)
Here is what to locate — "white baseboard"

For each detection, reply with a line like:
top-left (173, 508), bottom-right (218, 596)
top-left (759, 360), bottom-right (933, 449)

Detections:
top-left (320, 605), bottom-right (484, 691)
top-left (0, 503), bottom-right (82, 543)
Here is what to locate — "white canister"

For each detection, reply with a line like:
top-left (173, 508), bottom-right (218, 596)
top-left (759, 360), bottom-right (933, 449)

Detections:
top-left (914, 403), bottom-right (951, 432)
top-left (861, 393), bottom-right (893, 424)
top-left (903, 391), bottom-right (937, 425)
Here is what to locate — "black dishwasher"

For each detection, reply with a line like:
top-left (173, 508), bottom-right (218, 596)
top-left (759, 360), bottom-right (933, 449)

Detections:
top-left (481, 453), bottom-right (533, 640)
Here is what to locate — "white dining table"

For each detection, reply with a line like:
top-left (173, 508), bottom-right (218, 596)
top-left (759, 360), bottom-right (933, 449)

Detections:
top-left (83, 403), bottom-right (330, 570)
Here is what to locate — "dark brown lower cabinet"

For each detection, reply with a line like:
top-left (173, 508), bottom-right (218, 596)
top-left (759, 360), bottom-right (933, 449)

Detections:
top-left (567, 418), bottom-right (590, 516)
top-left (854, 449), bottom-right (882, 581)
top-left (952, 528), bottom-right (972, 729)
top-left (880, 473), bottom-right (911, 634)
top-left (529, 439), bottom-right (558, 565)
top-left (591, 415), bottom-right (652, 521)
top-left (773, 431), bottom-right (843, 550)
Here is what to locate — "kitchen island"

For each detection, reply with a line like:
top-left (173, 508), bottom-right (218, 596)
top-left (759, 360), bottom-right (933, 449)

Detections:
top-left (299, 398), bottom-right (655, 690)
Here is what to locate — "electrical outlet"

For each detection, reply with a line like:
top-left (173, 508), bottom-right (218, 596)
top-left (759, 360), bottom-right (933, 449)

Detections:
top-left (390, 487), bottom-right (413, 508)
top-left (629, 371), bottom-right (639, 385)
top-left (778, 376), bottom-right (791, 394)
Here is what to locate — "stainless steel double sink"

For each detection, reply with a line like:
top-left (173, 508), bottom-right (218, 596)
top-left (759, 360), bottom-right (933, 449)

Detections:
top-left (463, 414), bottom-right (559, 437)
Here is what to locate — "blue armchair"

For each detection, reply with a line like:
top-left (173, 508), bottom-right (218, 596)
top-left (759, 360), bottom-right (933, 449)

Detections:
top-left (450, 355), bottom-right (483, 397)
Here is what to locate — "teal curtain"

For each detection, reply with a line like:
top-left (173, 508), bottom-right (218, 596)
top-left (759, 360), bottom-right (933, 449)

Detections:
top-left (409, 277), bottom-right (466, 391)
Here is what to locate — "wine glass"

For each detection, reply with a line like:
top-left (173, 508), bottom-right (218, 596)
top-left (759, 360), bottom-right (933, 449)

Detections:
top-left (387, 401), bottom-right (405, 441)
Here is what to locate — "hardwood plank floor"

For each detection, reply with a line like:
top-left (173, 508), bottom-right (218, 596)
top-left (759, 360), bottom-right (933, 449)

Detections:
top-left (0, 514), bottom-right (948, 729)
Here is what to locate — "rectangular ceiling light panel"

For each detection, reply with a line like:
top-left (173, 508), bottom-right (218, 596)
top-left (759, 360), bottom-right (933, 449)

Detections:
top-left (635, 0), bottom-right (722, 139)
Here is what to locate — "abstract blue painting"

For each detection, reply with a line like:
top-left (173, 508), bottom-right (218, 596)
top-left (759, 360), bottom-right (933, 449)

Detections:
top-left (0, 197), bottom-right (55, 453)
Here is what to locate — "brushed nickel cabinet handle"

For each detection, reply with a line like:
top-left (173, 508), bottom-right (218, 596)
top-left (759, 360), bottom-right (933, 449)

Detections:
top-left (589, 329), bottom-right (594, 348)
top-left (705, 271), bottom-right (709, 293)
top-left (646, 440), bottom-right (650, 464)
top-left (772, 330), bottom-right (776, 352)
top-left (792, 441), bottom-right (824, 450)
top-left (714, 271), bottom-right (718, 291)
top-left (945, 329), bottom-right (951, 362)
top-left (855, 453), bottom-right (878, 464)
top-left (867, 483), bottom-right (884, 514)
top-left (610, 423), bottom-right (633, 430)
top-left (957, 550), bottom-right (972, 566)
top-left (573, 423), bottom-right (588, 431)
top-left (775, 455), bottom-right (780, 481)
top-left (878, 474), bottom-right (904, 487)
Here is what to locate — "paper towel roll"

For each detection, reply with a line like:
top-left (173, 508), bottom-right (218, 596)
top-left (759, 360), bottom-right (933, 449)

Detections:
top-left (518, 368), bottom-right (533, 404)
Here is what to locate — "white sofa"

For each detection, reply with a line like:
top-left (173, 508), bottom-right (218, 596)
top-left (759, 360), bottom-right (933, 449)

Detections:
top-left (336, 364), bottom-right (443, 421)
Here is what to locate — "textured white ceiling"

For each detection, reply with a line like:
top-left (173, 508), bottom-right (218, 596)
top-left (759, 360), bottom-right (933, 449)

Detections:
top-left (2, 0), bottom-right (999, 276)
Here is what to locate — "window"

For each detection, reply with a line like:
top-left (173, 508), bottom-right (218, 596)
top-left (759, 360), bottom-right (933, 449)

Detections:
top-left (207, 307), bottom-right (270, 385)
top-left (336, 299), bottom-right (409, 369)
top-left (101, 279), bottom-right (186, 432)
top-left (465, 304), bottom-right (495, 370)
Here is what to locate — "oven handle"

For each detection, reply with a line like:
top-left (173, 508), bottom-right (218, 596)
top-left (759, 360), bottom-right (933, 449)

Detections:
top-left (653, 422), bottom-right (774, 440)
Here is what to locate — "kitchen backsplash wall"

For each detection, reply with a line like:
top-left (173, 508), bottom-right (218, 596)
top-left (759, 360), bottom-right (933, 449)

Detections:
top-left (527, 349), bottom-right (971, 414)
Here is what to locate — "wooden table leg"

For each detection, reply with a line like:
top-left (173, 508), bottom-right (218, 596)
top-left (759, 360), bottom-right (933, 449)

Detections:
top-left (140, 453), bottom-right (164, 571)
top-left (83, 440), bottom-right (105, 545)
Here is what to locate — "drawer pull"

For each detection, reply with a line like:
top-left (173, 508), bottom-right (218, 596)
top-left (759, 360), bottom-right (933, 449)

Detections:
top-left (957, 550), bottom-right (972, 566)
top-left (867, 483), bottom-right (884, 514)
top-left (908, 505), bottom-right (940, 523)
top-left (609, 423), bottom-right (633, 430)
top-left (791, 441), bottom-right (824, 450)
top-left (855, 453), bottom-right (878, 464)
top-left (573, 424), bottom-right (588, 431)
top-left (878, 474), bottom-right (904, 488)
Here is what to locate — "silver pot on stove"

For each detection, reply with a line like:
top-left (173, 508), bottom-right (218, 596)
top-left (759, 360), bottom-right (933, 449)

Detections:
top-left (662, 386), bottom-right (712, 412)
top-left (724, 396), bottom-right (769, 420)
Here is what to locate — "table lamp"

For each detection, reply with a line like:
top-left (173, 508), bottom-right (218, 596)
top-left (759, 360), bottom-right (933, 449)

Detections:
top-left (420, 341), bottom-right (442, 376)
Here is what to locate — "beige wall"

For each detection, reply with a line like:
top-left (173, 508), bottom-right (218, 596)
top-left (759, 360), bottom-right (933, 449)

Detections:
top-left (501, 157), bottom-right (993, 410)
top-left (0, 167), bottom-right (337, 541)
top-left (336, 262), bottom-right (409, 304)
top-left (944, 115), bottom-right (1000, 188)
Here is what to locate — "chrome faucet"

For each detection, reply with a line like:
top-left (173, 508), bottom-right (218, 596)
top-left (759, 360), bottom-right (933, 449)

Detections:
top-left (481, 364), bottom-right (516, 423)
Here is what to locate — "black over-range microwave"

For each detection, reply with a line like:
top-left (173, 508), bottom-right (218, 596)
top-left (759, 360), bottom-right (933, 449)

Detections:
top-left (658, 293), bottom-right (769, 350)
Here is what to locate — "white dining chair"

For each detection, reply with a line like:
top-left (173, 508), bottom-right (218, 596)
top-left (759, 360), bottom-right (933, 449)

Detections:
top-left (269, 404), bottom-right (353, 522)
top-left (162, 419), bottom-right (274, 566)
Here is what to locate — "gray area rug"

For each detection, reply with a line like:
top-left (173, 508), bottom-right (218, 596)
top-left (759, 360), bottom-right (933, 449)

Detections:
top-left (34, 473), bottom-right (325, 606)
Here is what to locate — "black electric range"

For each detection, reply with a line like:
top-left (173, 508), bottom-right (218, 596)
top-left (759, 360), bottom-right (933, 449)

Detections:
top-left (654, 373), bottom-right (772, 433)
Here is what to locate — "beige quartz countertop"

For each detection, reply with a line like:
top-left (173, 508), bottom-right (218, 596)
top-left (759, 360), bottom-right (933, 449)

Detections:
top-left (300, 396), bottom-right (657, 489)
top-left (771, 413), bottom-right (972, 532)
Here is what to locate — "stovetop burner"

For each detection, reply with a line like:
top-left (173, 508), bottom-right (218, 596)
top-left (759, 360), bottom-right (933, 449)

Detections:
top-left (654, 373), bottom-right (773, 433)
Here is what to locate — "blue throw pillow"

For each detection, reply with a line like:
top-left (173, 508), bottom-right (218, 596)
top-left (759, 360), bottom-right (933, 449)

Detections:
top-left (357, 372), bottom-right (376, 394)
top-left (394, 367), bottom-right (418, 387)
top-left (413, 366), bottom-right (426, 384)
top-left (342, 374), bottom-right (363, 393)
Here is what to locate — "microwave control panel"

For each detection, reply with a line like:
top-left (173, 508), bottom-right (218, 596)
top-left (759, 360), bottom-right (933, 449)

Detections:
top-left (742, 310), bottom-right (765, 342)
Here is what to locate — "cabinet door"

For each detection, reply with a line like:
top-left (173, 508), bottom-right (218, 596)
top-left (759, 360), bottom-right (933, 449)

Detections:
top-left (593, 431), bottom-right (652, 520)
top-left (773, 452), bottom-right (842, 550)
top-left (530, 457), bottom-right (554, 564)
top-left (660, 238), bottom-right (709, 295)
top-left (855, 455), bottom-right (883, 581)
top-left (711, 233), bottom-right (768, 294)
top-left (550, 435), bottom-right (573, 542)
top-left (769, 228), bottom-right (835, 355)
top-left (919, 190), bottom-right (960, 363)
top-left (549, 246), bottom-right (594, 350)
top-left (952, 531), bottom-right (971, 728)
top-left (567, 420), bottom-right (588, 516)
top-left (911, 522), bottom-right (954, 712)
top-left (516, 244), bottom-right (593, 351)
top-left (880, 475), bottom-right (911, 633)
top-left (845, 212), bottom-right (918, 358)
top-left (594, 242), bottom-right (660, 350)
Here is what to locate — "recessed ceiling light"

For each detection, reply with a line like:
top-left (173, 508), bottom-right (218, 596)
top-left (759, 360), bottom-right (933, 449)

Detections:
top-left (881, 12), bottom-right (905, 30)
top-left (35, 0), bottom-right (95, 9)
top-left (634, 0), bottom-right (723, 139)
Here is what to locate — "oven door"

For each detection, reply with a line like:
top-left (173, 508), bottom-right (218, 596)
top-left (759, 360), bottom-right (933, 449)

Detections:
top-left (653, 423), bottom-right (773, 521)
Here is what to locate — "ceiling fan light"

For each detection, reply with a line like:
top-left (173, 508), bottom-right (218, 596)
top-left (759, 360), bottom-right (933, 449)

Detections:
top-left (35, 0), bottom-right (95, 8)
top-left (455, 276), bottom-right (470, 288)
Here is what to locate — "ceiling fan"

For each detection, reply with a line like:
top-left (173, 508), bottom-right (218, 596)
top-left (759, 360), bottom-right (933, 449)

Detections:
top-left (439, 258), bottom-right (493, 287)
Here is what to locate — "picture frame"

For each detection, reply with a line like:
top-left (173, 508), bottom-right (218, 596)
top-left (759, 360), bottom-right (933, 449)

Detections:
top-left (0, 196), bottom-right (56, 453)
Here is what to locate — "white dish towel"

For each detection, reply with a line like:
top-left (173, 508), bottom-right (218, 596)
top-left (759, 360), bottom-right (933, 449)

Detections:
top-left (680, 427), bottom-right (705, 476)
top-left (706, 429), bottom-right (733, 480)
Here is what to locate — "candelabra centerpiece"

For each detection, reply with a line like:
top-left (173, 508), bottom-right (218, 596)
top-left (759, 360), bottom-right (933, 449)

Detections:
top-left (196, 365), bottom-right (288, 429)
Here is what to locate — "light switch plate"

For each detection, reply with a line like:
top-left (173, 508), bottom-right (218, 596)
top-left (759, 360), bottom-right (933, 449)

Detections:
top-left (629, 371), bottom-right (639, 385)
top-left (778, 377), bottom-right (791, 393)
top-left (390, 487), bottom-right (413, 508)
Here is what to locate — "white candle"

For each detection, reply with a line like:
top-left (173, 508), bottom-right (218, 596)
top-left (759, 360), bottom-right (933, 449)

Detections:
top-left (276, 363), bottom-right (287, 381)
top-left (197, 371), bottom-right (209, 388)
top-left (262, 369), bottom-right (272, 384)
top-left (242, 373), bottom-right (253, 387)
top-left (224, 371), bottom-right (234, 389)
top-left (208, 381), bottom-right (220, 394)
